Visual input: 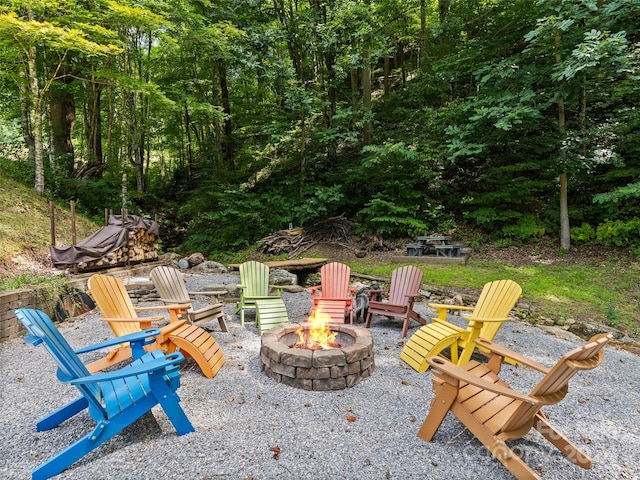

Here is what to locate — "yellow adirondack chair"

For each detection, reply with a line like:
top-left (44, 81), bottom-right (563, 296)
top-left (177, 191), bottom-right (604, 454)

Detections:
top-left (401, 279), bottom-right (522, 372)
top-left (309, 262), bottom-right (354, 324)
top-left (234, 261), bottom-right (285, 326)
top-left (150, 265), bottom-right (228, 332)
top-left (364, 265), bottom-right (426, 337)
top-left (87, 274), bottom-right (226, 379)
top-left (417, 333), bottom-right (612, 480)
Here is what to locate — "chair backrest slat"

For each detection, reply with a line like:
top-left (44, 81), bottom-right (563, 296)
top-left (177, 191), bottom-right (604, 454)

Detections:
top-left (239, 261), bottom-right (270, 297)
top-left (151, 266), bottom-right (191, 306)
top-left (474, 280), bottom-right (522, 339)
top-left (88, 274), bottom-right (140, 337)
top-left (388, 266), bottom-right (423, 306)
top-left (15, 309), bottom-right (106, 417)
top-left (319, 262), bottom-right (351, 299)
top-left (501, 333), bottom-right (610, 433)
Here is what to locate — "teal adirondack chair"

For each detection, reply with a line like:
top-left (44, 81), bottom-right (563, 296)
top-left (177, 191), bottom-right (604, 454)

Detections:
top-left (15, 308), bottom-right (194, 480)
top-left (234, 261), bottom-right (285, 326)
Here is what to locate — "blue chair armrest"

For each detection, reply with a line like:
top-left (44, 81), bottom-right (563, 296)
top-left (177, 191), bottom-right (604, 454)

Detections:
top-left (74, 328), bottom-right (160, 358)
top-left (69, 352), bottom-right (185, 385)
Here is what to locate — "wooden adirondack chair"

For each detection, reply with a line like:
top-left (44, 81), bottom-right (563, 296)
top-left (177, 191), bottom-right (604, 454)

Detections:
top-left (150, 265), bottom-right (228, 332)
top-left (234, 261), bottom-right (285, 326)
top-left (417, 334), bottom-right (612, 480)
top-left (364, 265), bottom-right (426, 337)
top-left (87, 274), bottom-right (226, 379)
top-left (15, 308), bottom-right (194, 480)
top-left (401, 279), bottom-right (522, 372)
top-left (309, 262), bottom-right (354, 324)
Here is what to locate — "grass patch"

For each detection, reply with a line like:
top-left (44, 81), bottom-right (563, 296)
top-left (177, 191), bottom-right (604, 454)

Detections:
top-left (348, 256), bottom-right (640, 336)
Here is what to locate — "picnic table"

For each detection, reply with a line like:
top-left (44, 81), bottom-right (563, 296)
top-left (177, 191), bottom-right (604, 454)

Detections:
top-left (406, 236), bottom-right (464, 258)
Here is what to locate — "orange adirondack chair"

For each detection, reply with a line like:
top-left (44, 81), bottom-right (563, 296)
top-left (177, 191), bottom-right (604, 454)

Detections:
top-left (87, 274), bottom-right (226, 379)
top-left (364, 265), bottom-right (426, 337)
top-left (309, 262), bottom-right (354, 324)
top-left (401, 279), bottom-right (522, 372)
top-left (417, 333), bottom-right (612, 480)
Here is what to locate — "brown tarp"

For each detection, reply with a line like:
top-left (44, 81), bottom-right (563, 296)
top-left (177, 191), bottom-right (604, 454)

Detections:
top-left (50, 214), bottom-right (159, 267)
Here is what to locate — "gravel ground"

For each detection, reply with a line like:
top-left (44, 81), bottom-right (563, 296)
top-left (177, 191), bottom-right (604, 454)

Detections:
top-left (1, 272), bottom-right (639, 480)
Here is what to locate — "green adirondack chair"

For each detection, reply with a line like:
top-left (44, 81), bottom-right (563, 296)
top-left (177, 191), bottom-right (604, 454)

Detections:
top-left (15, 308), bottom-right (194, 480)
top-left (234, 261), bottom-right (285, 326)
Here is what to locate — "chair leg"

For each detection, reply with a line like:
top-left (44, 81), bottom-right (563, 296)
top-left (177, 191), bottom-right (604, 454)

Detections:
top-left (416, 380), bottom-right (458, 441)
top-left (36, 397), bottom-right (89, 431)
top-left (364, 311), bottom-right (373, 329)
top-left (534, 413), bottom-right (592, 469)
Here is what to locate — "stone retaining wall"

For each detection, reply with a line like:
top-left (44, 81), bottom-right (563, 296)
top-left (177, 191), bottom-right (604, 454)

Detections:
top-left (0, 288), bottom-right (51, 342)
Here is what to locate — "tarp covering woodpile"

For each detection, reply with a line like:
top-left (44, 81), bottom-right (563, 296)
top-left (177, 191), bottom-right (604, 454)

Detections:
top-left (51, 214), bottom-right (159, 268)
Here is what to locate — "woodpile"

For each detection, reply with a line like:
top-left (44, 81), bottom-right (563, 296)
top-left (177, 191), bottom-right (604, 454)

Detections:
top-left (259, 215), bottom-right (353, 256)
top-left (76, 228), bottom-right (158, 270)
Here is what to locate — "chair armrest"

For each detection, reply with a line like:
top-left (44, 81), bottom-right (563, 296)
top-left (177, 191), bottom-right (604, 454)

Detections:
top-left (101, 315), bottom-right (165, 323)
top-left (69, 352), bottom-right (185, 385)
top-left (158, 297), bottom-right (191, 305)
top-left (427, 357), bottom-right (537, 405)
top-left (74, 328), bottom-right (160, 354)
top-left (466, 316), bottom-right (510, 323)
top-left (428, 303), bottom-right (475, 313)
top-left (187, 290), bottom-right (227, 297)
top-left (134, 304), bottom-right (190, 312)
top-left (475, 338), bottom-right (550, 373)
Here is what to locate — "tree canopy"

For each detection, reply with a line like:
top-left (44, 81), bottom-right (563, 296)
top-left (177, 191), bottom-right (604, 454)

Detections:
top-left (1, 0), bottom-right (639, 255)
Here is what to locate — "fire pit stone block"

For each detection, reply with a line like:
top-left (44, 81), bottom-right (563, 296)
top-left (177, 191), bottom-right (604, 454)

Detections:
top-left (260, 323), bottom-right (375, 391)
top-left (313, 349), bottom-right (346, 367)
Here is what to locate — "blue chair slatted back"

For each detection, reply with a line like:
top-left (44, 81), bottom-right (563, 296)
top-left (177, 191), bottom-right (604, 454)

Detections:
top-left (15, 309), bottom-right (107, 418)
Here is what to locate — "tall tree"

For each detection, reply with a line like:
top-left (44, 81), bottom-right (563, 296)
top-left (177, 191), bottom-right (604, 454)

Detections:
top-left (0, 2), bottom-right (118, 194)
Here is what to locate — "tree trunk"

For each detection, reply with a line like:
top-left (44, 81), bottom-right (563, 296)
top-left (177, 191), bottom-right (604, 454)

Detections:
top-left (556, 30), bottom-right (570, 251)
top-left (18, 76), bottom-right (35, 162)
top-left (85, 75), bottom-right (104, 167)
top-left (362, 45), bottom-right (372, 145)
top-left (49, 64), bottom-right (75, 174)
top-left (27, 41), bottom-right (45, 195)
top-left (218, 59), bottom-right (234, 170)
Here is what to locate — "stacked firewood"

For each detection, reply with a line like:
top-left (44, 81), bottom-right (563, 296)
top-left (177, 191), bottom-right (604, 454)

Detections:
top-left (77, 228), bottom-right (158, 270)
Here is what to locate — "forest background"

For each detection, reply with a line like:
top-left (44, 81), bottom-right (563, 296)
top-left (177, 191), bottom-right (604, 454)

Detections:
top-left (1, 0), bottom-right (639, 255)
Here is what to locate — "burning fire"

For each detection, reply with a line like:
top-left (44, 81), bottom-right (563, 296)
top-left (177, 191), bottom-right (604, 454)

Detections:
top-left (293, 308), bottom-right (340, 350)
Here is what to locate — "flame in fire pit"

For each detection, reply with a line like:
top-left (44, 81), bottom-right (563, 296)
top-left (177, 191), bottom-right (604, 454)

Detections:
top-left (293, 308), bottom-right (340, 350)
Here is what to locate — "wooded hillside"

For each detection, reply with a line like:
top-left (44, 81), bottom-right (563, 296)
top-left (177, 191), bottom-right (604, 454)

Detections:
top-left (1, 0), bottom-right (639, 256)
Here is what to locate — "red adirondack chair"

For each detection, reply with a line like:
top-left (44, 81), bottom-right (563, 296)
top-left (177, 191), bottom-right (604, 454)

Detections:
top-left (309, 262), bottom-right (354, 323)
top-left (364, 265), bottom-right (426, 337)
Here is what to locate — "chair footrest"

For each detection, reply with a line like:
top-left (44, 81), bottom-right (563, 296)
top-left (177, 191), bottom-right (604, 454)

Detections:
top-left (255, 298), bottom-right (288, 335)
top-left (169, 324), bottom-right (226, 378)
top-left (400, 323), bottom-right (461, 372)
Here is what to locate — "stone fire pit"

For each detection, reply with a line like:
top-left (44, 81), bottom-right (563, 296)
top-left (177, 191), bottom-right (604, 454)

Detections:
top-left (260, 323), bottom-right (374, 390)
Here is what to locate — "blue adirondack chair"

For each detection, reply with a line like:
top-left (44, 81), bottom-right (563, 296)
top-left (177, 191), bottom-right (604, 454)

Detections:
top-left (15, 308), bottom-right (195, 480)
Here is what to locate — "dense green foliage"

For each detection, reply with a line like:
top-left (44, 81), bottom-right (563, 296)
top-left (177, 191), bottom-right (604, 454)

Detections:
top-left (1, 0), bottom-right (639, 255)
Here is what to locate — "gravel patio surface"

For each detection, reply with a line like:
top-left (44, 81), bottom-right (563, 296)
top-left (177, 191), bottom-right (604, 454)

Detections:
top-left (1, 272), bottom-right (639, 480)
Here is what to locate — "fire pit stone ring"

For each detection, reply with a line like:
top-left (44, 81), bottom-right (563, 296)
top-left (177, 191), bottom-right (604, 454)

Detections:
top-left (260, 323), bottom-right (375, 391)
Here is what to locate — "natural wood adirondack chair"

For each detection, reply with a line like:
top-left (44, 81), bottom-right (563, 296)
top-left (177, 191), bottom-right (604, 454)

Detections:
top-left (87, 274), bottom-right (226, 378)
top-left (235, 260), bottom-right (285, 326)
top-left (15, 308), bottom-right (194, 480)
top-left (309, 262), bottom-right (354, 324)
top-left (401, 279), bottom-right (522, 372)
top-left (364, 265), bottom-right (426, 337)
top-left (150, 265), bottom-right (228, 332)
top-left (417, 334), bottom-right (612, 480)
